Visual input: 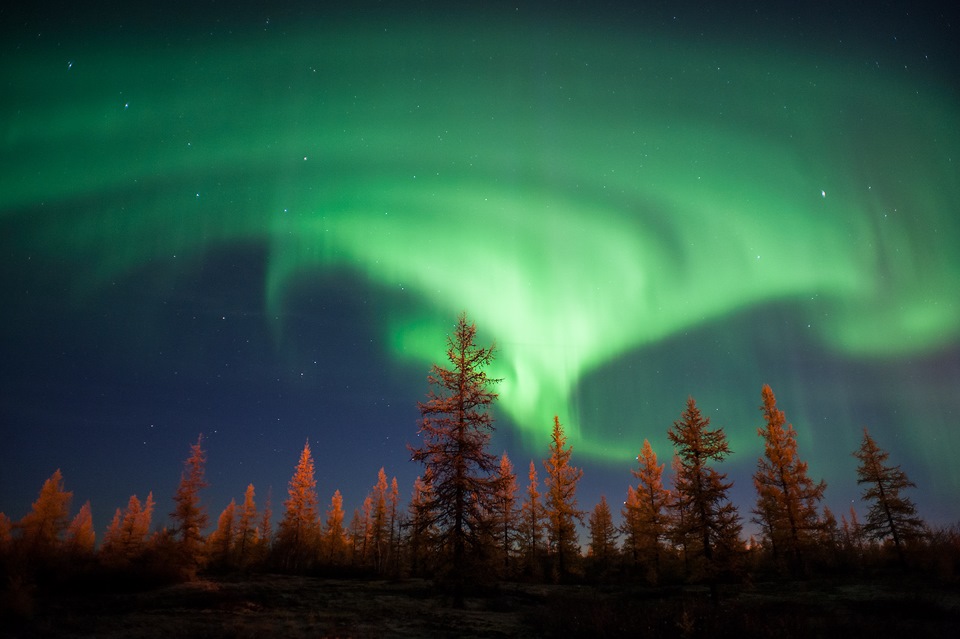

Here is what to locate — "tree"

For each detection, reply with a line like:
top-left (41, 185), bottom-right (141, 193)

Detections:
top-left (493, 452), bottom-right (519, 574)
top-left (853, 428), bottom-right (925, 566)
top-left (19, 469), bottom-right (72, 560)
top-left (171, 435), bottom-right (209, 577)
top-left (258, 490), bottom-right (273, 558)
top-left (64, 501), bottom-right (96, 558)
top-left (407, 471), bottom-right (436, 577)
top-left (752, 385), bottom-right (826, 574)
top-left (102, 493), bottom-right (155, 566)
top-left (236, 484), bottom-right (258, 566)
top-left (366, 468), bottom-right (390, 574)
top-left (667, 397), bottom-right (741, 599)
top-left (622, 439), bottom-right (672, 583)
top-left (208, 499), bottom-right (236, 566)
top-left (587, 496), bottom-right (618, 573)
top-left (517, 460), bottom-right (545, 576)
top-left (323, 489), bottom-right (348, 567)
top-left (276, 440), bottom-right (321, 570)
top-left (409, 312), bottom-right (500, 600)
top-left (543, 416), bottom-right (584, 580)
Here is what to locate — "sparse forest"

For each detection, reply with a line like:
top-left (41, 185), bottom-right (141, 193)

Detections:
top-left (2, 314), bottom-right (959, 637)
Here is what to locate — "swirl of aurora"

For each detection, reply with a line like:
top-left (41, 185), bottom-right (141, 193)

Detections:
top-left (2, 20), bottom-right (958, 461)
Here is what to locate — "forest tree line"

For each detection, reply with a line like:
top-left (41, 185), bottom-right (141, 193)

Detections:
top-left (2, 314), bottom-right (958, 606)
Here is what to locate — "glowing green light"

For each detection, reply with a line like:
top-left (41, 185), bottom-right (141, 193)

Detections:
top-left (2, 22), bottom-right (958, 462)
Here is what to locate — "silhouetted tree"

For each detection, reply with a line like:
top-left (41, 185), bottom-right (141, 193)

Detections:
top-left (276, 440), bottom-right (321, 571)
top-left (544, 416), bottom-right (584, 580)
top-left (171, 435), bottom-right (209, 577)
top-left (668, 397), bottom-right (741, 600)
top-left (854, 427), bottom-right (925, 566)
top-left (409, 313), bottom-right (500, 601)
top-left (752, 385), bottom-right (826, 575)
top-left (19, 469), bottom-right (72, 561)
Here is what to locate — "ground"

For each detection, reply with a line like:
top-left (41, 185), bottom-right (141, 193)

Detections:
top-left (6, 574), bottom-right (960, 638)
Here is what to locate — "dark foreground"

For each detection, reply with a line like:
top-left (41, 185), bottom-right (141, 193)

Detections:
top-left (7, 574), bottom-right (960, 638)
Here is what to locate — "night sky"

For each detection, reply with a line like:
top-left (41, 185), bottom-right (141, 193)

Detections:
top-left (2, 2), bottom-right (959, 539)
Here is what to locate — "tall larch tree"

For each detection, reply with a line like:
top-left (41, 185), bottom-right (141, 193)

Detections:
top-left (853, 428), bottom-right (925, 566)
top-left (276, 440), bottom-right (321, 571)
top-left (623, 439), bottom-right (672, 582)
top-left (752, 385), bottom-right (826, 574)
top-left (493, 452), bottom-right (519, 574)
top-left (587, 496), bottom-right (618, 572)
top-left (409, 312), bottom-right (500, 601)
top-left (668, 397), bottom-right (741, 599)
top-left (366, 467), bottom-right (390, 574)
top-left (235, 484), bottom-right (258, 566)
top-left (258, 490), bottom-right (273, 557)
top-left (19, 469), bottom-right (72, 560)
top-left (543, 416), bottom-right (584, 580)
top-left (517, 460), bottom-right (545, 576)
top-left (171, 435), bottom-right (209, 577)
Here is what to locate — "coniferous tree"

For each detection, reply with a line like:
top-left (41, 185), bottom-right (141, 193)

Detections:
top-left (19, 469), bottom-right (72, 560)
top-left (543, 416), bottom-right (584, 580)
top-left (171, 435), bottom-right (209, 577)
top-left (366, 468), bottom-right (390, 574)
top-left (409, 313), bottom-right (500, 600)
top-left (854, 428), bottom-right (925, 566)
top-left (493, 452), bottom-right (519, 575)
top-left (587, 496), bottom-right (618, 573)
top-left (517, 460), bottom-right (545, 577)
top-left (407, 471), bottom-right (436, 577)
top-left (276, 440), bottom-right (321, 571)
top-left (752, 385), bottom-right (826, 574)
top-left (235, 484), bottom-right (258, 566)
top-left (102, 493), bottom-right (155, 566)
top-left (257, 490), bottom-right (273, 558)
top-left (668, 397), bottom-right (742, 599)
top-left (208, 499), bottom-right (236, 567)
top-left (324, 489), bottom-right (348, 567)
top-left (623, 439), bottom-right (672, 583)
top-left (64, 501), bottom-right (96, 559)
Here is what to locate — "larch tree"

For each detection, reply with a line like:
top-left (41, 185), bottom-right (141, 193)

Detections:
top-left (853, 427), bottom-right (925, 566)
top-left (623, 439), bottom-right (672, 582)
top-left (587, 496), bottom-right (618, 571)
top-left (171, 435), bottom-right (209, 576)
top-left (366, 467), bottom-right (390, 574)
top-left (64, 500), bottom-right (96, 559)
top-left (19, 469), bottom-right (72, 560)
top-left (236, 484), bottom-right (258, 566)
top-left (276, 439), bottom-right (321, 571)
top-left (409, 312), bottom-right (500, 600)
top-left (407, 470), bottom-right (436, 577)
top-left (493, 452), bottom-right (519, 574)
top-left (102, 493), bottom-right (154, 565)
top-left (209, 499), bottom-right (237, 566)
top-left (517, 460), bottom-right (545, 576)
top-left (324, 489), bottom-right (348, 567)
top-left (752, 385), bottom-right (826, 574)
top-left (258, 490), bottom-right (273, 557)
top-left (668, 397), bottom-right (741, 598)
top-left (543, 416), bottom-right (584, 580)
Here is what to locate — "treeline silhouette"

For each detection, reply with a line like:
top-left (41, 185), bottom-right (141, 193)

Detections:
top-left (2, 315), bottom-right (958, 619)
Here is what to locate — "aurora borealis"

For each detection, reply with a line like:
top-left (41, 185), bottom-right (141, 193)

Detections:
top-left (2, 3), bottom-right (959, 532)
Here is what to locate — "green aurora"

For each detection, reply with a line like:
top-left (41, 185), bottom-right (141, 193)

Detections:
top-left (3, 20), bottom-right (958, 468)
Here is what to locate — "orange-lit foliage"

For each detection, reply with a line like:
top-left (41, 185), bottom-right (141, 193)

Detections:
top-left (752, 385), bottom-right (826, 574)
top-left (622, 439), bottom-right (672, 582)
top-left (276, 440), bottom-right (320, 570)
top-left (543, 416), bottom-right (584, 579)
top-left (19, 469), bottom-right (72, 559)
top-left (171, 435), bottom-right (209, 576)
